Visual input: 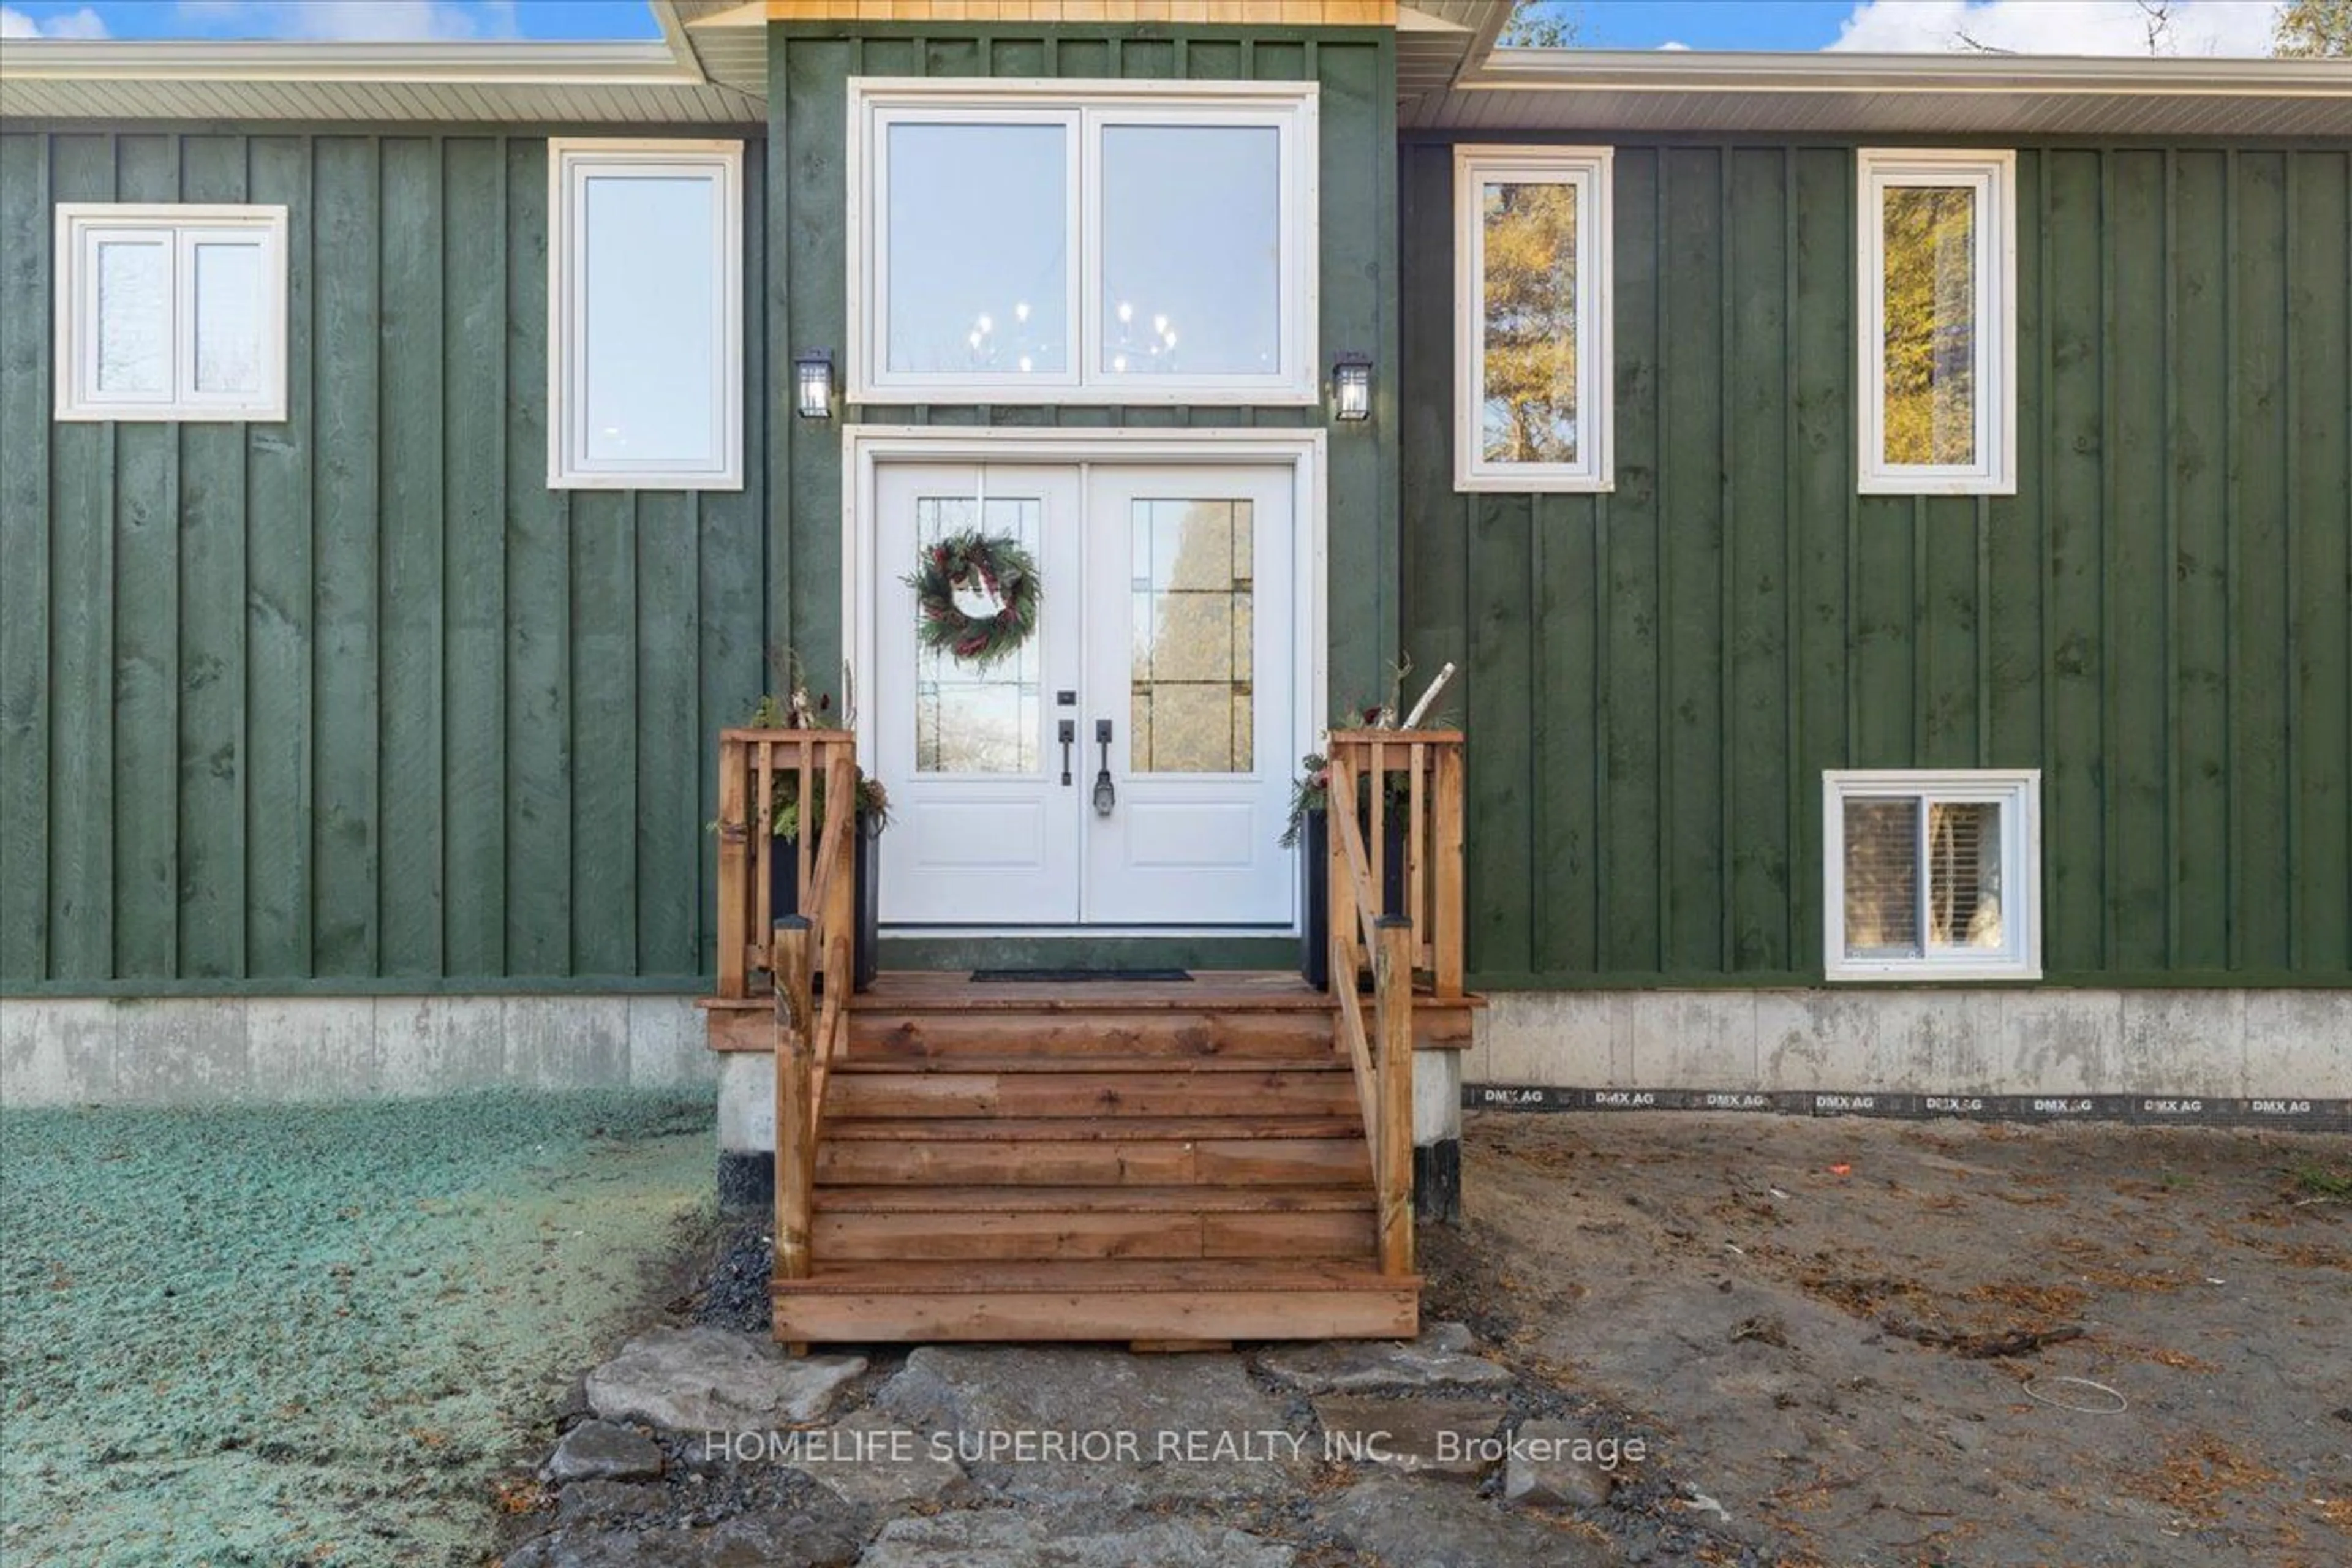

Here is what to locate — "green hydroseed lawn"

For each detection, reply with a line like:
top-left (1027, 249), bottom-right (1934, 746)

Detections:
top-left (1, 1090), bottom-right (714, 1567)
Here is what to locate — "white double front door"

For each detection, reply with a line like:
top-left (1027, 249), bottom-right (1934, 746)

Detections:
top-left (872, 460), bottom-right (1297, 928)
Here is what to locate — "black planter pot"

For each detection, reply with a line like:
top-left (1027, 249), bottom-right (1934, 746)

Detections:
top-left (769, 824), bottom-right (881, 993)
top-left (1298, 806), bottom-right (1408, 992)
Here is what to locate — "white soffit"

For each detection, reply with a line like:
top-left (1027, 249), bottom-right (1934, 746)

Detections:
top-left (0, 7), bottom-right (762, 124)
top-left (1396, 1), bottom-right (1507, 99)
top-left (671, 0), bottom-right (772, 95)
top-left (1409, 49), bottom-right (2352, 139)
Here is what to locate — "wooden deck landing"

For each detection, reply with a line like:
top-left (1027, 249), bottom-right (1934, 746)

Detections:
top-left (702, 970), bottom-right (1479, 1054)
top-left (717, 970), bottom-right (1462, 1346)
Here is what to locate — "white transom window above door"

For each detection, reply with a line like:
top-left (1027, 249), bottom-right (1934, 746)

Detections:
top-left (847, 79), bottom-right (1320, 405)
top-left (860, 451), bottom-right (1312, 932)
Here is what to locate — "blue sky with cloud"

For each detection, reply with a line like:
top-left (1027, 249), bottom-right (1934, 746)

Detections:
top-left (0, 0), bottom-right (2294, 53)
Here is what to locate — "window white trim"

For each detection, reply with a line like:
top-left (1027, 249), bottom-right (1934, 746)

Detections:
top-left (54, 203), bottom-right (288, 423)
top-left (1822, 768), bottom-right (2042, 983)
top-left (546, 137), bottom-right (744, 491)
top-left (1856, 148), bottom-right (2016, 496)
top-left (846, 78), bottom-right (1319, 405)
top-left (1452, 145), bottom-right (1613, 494)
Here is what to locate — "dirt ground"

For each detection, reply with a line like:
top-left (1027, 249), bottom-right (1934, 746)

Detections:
top-left (1420, 1112), bottom-right (2352, 1567)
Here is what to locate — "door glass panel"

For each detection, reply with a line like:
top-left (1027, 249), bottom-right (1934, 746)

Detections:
top-left (1129, 499), bottom-right (1253, 774)
top-left (1099, 124), bottom-right (1281, 378)
top-left (914, 496), bottom-right (1043, 774)
top-left (887, 121), bottom-right (1069, 377)
top-left (1880, 183), bottom-right (1979, 467)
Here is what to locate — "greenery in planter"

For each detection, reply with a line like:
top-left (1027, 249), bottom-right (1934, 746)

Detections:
top-left (1280, 752), bottom-right (1335, 850)
top-left (769, 770), bottom-right (891, 842)
top-left (723, 646), bottom-right (893, 840)
top-left (1280, 656), bottom-right (1459, 848)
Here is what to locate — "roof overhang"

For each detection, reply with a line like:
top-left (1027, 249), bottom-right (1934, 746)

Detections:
top-left (0, 1), bottom-right (763, 124)
top-left (1406, 48), bottom-right (2352, 139)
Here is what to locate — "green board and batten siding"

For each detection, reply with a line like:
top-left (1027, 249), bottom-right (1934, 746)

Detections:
top-left (1401, 139), bottom-right (2352, 989)
top-left (0, 128), bottom-right (774, 993)
top-left (0, 22), bottom-right (1398, 995)
top-left (761, 21), bottom-right (1399, 707)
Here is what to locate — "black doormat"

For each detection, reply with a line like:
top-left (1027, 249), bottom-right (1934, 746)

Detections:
top-left (969, 967), bottom-right (1193, 983)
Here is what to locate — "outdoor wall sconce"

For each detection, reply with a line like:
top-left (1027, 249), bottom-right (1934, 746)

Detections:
top-left (794, 350), bottom-right (835, 420)
top-left (1332, 352), bottom-right (1373, 422)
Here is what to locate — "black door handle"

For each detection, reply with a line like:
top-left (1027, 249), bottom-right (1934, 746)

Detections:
top-left (1058, 719), bottom-right (1075, 786)
top-left (1093, 719), bottom-right (1115, 815)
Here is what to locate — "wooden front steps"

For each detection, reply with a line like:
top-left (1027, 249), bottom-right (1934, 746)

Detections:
top-left (766, 971), bottom-right (1424, 1347)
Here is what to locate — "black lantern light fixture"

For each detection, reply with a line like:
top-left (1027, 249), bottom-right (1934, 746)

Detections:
top-left (1332, 352), bottom-right (1373, 423)
top-left (794, 349), bottom-right (835, 420)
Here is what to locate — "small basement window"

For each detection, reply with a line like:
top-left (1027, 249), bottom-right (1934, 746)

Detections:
top-left (1856, 149), bottom-right (2016, 495)
top-left (55, 204), bottom-right (288, 422)
top-left (1453, 145), bottom-right (1613, 492)
top-left (1823, 770), bottom-right (2040, 981)
top-left (548, 138), bottom-right (744, 490)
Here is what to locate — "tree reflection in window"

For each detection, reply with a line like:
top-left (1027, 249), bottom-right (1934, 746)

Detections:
top-left (1881, 184), bottom-right (1978, 467)
top-left (1479, 178), bottom-right (1580, 466)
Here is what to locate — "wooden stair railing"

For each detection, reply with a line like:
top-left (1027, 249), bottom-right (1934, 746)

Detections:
top-left (714, 728), bottom-right (861, 1003)
top-left (714, 728), bottom-right (858, 1351)
top-left (1324, 731), bottom-right (1466, 1278)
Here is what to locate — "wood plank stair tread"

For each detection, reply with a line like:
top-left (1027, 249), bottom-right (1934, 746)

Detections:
top-left (813, 1185), bottom-right (1375, 1212)
top-left (820, 1115), bottom-right (1367, 1140)
top-left (828, 1055), bottom-right (1348, 1074)
top-left (848, 973), bottom-right (1333, 1011)
top-left (774, 1259), bottom-right (1419, 1294)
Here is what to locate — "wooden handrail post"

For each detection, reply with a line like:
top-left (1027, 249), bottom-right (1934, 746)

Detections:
top-left (772, 916), bottom-right (815, 1294)
top-left (1326, 747), bottom-right (1355, 990)
top-left (716, 736), bottom-right (750, 1000)
top-left (1374, 914), bottom-right (1415, 1277)
top-left (1433, 740), bottom-right (1465, 998)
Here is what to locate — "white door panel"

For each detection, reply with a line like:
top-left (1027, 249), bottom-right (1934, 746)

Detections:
top-left (1083, 466), bottom-right (1294, 926)
top-left (874, 463), bottom-right (1083, 924)
top-left (872, 459), bottom-right (1297, 929)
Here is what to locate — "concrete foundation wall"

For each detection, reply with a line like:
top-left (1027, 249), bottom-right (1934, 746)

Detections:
top-left (1467, 989), bottom-right (2352, 1099)
top-left (0, 995), bottom-right (718, 1107)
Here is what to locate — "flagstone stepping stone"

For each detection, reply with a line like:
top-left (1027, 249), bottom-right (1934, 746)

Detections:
top-left (586, 1327), bottom-right (865, 1431)
top-left (873, 1346), bottom-right (1306, 1505)
top-left (796, 1407), bottom-right (968, 1509)
top-left (504, 1504), bottom-right (865, 1568)
top-left (1258, 1322), bottom-right (1516, 1393)
top-left (1321, 1475), bottom-right (1611, 1567)
top-left (853, 1510), bottom-right (1295, 1567)
top-left (542, 1419), bottom-right (665, 1483)
top-left (1499, 1418), bottom-right (1622, 1509)
top-left (555, 1478), bottom-right (664, 1523)
top-left (1310, 1395), bottom-right (1507, 1479)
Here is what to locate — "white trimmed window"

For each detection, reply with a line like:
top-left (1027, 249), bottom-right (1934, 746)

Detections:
top-left (548, 138), bottom-right (744, 490)
top-left (1857, 149), bottom-right (2016, 495)
top-left (1453, 146), bottom-right (1613, 493)
top-left (848, 79), bottom-right (1319, 404)
top-left (1823, 770), bottom-right (2041, 982)
top-left (54, 204), bottom-right (287, 422)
